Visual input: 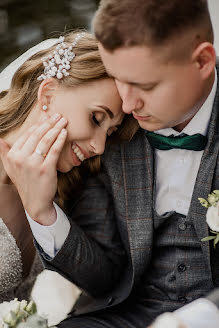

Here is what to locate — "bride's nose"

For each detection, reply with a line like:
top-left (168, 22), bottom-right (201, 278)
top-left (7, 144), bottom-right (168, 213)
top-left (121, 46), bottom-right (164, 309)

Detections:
top-left (90, 132), bottom-right (106, 155)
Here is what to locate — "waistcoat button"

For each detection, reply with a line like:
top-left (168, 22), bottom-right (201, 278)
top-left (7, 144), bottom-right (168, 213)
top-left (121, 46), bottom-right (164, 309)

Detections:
top-left (179, 223), bottom-right (187, 231)
top-left (178, 264), bottom-right (186, 272)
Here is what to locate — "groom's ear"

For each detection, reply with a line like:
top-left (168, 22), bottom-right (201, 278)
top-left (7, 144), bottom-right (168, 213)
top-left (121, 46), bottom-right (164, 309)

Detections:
top-left (37, 78), bottom-right (59, 111)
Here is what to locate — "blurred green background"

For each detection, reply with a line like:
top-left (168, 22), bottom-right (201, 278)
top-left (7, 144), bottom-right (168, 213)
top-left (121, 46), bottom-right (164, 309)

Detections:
top-left (0, 0), bottom-right (100, 71)
top-left (0, 0), bottom-right (218, 73)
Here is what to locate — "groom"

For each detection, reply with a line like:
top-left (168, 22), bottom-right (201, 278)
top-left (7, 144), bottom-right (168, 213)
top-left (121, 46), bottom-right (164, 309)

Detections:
top-left (91, 0), bottom-right (219, 325)
top-left (33, 0), bottom-right (219, 327)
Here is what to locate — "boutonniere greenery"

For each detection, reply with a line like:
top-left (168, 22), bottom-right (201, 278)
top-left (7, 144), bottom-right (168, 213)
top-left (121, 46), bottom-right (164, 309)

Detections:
top-left (0, 299), bottom-right (56, 328)
top-left (198, 190), bottom-right (219, 248)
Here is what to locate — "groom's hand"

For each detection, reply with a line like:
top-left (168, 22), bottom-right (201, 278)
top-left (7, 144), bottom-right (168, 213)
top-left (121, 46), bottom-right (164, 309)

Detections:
top-left (149, 297), bottom-right (219, 328)
top-left (148, 313), bottom-right (186, 328)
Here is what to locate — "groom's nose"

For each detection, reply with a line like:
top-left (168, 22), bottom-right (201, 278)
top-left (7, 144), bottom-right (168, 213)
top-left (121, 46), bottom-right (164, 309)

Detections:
top-left (115, 80), bottom-right (143, 114)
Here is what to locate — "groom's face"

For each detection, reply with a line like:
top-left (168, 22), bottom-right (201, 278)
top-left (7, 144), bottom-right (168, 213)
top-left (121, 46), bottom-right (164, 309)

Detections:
top-left (99, 43), bottom-right (205, 132)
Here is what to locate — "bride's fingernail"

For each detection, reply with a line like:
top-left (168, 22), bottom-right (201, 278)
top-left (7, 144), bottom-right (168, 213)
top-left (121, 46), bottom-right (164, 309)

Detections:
top-left (61, 128), bottom-right (67, 135)
top-left (53, 113), bottom-right (61, 121)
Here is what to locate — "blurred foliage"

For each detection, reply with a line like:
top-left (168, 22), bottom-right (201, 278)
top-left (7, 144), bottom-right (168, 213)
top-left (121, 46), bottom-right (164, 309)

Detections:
top-left (0, 0), bottom-right (100, 71)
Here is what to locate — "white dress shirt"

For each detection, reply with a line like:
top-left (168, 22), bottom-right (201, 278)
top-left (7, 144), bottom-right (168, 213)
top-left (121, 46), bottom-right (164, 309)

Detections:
top-left (155, 71), bottom-right (217, 215)
top-left (26, 202), bottom-right (70, 258)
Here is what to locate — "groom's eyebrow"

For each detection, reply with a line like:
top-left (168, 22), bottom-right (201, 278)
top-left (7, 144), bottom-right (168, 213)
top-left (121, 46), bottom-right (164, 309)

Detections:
top-left (107, 71), bottom-right (158, 88)
top-left (96, 105), bottom-right (114, 119)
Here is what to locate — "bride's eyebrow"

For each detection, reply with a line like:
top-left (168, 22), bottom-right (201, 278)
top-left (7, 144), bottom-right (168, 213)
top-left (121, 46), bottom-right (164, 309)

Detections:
top-left (96, 105), bottom-right (114, 119)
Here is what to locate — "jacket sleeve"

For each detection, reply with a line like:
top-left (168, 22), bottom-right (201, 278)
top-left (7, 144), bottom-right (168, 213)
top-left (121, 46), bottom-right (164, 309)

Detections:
top-left (37, 174), bottom-right (127, 298)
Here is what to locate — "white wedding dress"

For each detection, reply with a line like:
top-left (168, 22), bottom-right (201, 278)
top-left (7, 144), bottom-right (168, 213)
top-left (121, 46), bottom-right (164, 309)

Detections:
top-left (0, 219), bottom-right (43, 302)
top-left (0, 184), bottom-right (43, 303)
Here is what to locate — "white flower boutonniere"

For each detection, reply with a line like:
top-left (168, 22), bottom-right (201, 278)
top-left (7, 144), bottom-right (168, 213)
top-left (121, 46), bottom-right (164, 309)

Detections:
top-left (198, 190), bottom-right (219, 247)
top-left (0, 299), bottom-right (56, 328)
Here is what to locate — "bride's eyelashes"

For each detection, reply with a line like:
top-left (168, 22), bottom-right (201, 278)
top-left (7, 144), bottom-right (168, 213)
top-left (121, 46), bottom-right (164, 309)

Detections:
top-left (91, 111), bottom-right (120, 137)
top-left (92, 113), bottom-right (100, 126)
top-left (91, 111), bottom-right (105, 127)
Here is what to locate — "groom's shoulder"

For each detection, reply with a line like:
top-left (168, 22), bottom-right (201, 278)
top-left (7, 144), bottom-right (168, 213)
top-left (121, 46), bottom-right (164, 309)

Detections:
top-left (103, 128), bottom-right (146, 158)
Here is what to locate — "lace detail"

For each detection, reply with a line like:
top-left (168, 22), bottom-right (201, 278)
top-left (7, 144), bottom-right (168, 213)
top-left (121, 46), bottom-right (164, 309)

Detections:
top-left (0, 217), bottom-right (22, 295)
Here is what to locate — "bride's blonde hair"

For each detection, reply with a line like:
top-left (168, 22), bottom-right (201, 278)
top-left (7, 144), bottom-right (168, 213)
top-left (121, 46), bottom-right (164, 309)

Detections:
top-left (0, 30), bottom-right (138, 206)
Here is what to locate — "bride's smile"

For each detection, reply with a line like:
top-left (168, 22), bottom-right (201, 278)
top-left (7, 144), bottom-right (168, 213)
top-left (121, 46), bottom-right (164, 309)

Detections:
top-left (47, 78), bottom-right (123, 172)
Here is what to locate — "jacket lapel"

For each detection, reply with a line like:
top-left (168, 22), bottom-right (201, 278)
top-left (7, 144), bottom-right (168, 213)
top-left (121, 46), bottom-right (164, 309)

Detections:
top-left (188, 67), bottom-right (219, 274)
top-left (121, 129), bottom-right (154, 281)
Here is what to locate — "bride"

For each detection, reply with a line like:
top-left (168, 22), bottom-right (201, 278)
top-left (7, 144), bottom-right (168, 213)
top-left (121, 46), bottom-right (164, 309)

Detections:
top-left (0, 30), bottom-right (137, 302)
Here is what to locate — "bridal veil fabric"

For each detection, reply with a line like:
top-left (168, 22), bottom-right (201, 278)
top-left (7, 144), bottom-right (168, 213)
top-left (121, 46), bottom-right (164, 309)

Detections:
top-left (0, 38), bottom-right (58, 93)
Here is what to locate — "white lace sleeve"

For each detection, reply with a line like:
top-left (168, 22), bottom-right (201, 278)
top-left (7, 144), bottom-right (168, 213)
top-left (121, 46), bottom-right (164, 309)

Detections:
top-left (0, 218), bottom-right (22, 295)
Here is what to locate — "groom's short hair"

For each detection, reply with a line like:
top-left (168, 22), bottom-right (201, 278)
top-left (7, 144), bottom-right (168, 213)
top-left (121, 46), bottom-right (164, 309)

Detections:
top-left (93, 0), bottom-right (214, 57)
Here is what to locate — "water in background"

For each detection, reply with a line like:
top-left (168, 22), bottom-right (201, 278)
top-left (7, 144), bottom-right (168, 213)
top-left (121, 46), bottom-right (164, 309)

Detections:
top-left (0, 0), bottom-right (100, 71)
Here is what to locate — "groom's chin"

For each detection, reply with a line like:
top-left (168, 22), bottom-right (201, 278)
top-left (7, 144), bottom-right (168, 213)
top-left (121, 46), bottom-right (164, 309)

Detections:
top-left (137, 120), bottom-right (163, 132)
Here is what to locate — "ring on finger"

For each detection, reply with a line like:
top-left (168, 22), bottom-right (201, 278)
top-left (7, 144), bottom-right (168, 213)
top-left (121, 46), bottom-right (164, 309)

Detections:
top-left (35, 148), bottom-right (47, 158)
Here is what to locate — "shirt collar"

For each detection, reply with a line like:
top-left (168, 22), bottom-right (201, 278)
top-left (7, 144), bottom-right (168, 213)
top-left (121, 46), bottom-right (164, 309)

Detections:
top-left (155, 69), bottom-right (217, 137)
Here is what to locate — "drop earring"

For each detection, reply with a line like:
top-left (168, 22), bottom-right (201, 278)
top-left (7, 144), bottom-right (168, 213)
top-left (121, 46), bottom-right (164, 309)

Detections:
top-left (42, 105), bottom-right (48, 111)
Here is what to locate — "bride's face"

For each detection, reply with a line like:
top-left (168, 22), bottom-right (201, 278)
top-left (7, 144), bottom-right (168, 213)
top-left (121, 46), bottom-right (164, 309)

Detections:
top-left (48, 78), bottom-right (124, 173)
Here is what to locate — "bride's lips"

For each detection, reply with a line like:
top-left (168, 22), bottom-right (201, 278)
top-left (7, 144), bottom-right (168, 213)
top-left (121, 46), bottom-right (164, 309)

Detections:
top-left (133, 114), bottom-right (151, 121)
top-left (71, 142), bottom-right (90, 166)
top-left (75, 143), bottom-right (90, 159)
top-left (71, 149), bottom-right (82, 165)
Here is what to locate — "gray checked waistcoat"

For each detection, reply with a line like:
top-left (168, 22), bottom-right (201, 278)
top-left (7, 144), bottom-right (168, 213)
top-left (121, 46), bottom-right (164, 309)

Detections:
top-left (136, 210), bottom-right (215, 316)
top-left (43, 65), bottom-right (219, 317)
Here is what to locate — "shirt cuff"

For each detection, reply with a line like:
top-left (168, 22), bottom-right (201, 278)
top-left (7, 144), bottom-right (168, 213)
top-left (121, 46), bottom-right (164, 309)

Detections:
top-left (175, 298), bottom-right (219, 328)
top-left (25, 202), bottom-right (70, 258)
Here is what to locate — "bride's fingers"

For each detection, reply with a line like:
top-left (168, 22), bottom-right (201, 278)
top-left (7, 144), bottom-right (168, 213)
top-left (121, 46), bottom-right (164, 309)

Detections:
top-left (12, 125), bottom-right (38, 150)
top-left (43, 128), bottom-right (67, 166)
top-left (21, 113), bottom-right (63, 156)
top-left (0, 138), bottom-right (11, 164)
top-left (32, 117), bottom-right (67, 161)
top-left (12, 115), bottom-right (51, 151)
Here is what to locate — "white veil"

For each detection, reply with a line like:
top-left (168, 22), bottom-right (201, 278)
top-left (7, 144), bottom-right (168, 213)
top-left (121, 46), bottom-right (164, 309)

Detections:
top-left (0, 38), bottom-right (58, 93)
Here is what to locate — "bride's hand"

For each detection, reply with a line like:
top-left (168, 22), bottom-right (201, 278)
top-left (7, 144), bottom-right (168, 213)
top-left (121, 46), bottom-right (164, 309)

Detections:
top-left (0, 113), bottom-right (67, 225)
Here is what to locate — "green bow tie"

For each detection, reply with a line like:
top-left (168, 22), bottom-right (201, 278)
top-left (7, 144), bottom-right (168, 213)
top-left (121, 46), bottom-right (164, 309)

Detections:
top-left (146, 132), bottom-right (207, 151)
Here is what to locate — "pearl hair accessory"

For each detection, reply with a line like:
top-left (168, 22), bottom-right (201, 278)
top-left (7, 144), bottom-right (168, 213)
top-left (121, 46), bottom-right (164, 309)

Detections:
top-left (42, 105), bottom-right (47, 111)
top-left (37, 33), bottom-right (85, 81)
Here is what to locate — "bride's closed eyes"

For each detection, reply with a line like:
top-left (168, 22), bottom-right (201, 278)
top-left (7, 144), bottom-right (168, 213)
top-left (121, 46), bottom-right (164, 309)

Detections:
top-left (91, 111), bottom-right (120, 136)
top-left (91, 111), bottom-right (105, 127)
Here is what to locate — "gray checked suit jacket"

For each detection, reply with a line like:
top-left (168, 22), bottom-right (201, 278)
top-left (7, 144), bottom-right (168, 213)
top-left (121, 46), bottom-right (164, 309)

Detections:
top-left (42, 65), bottom-right (219, 315)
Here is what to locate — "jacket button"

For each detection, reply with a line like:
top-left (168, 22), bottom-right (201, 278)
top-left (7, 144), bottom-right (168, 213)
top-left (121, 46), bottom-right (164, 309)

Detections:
top-left (178, 264), bottom-right (186, 272)
top-left (179, 223), bottom-right (187, 231)
top-left (178, 296), bottom-right (187, 303)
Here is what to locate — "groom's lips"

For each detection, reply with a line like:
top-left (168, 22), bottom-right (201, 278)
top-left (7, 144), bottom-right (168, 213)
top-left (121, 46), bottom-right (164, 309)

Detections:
top-left (133, 114), bottom-right (151, 121)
